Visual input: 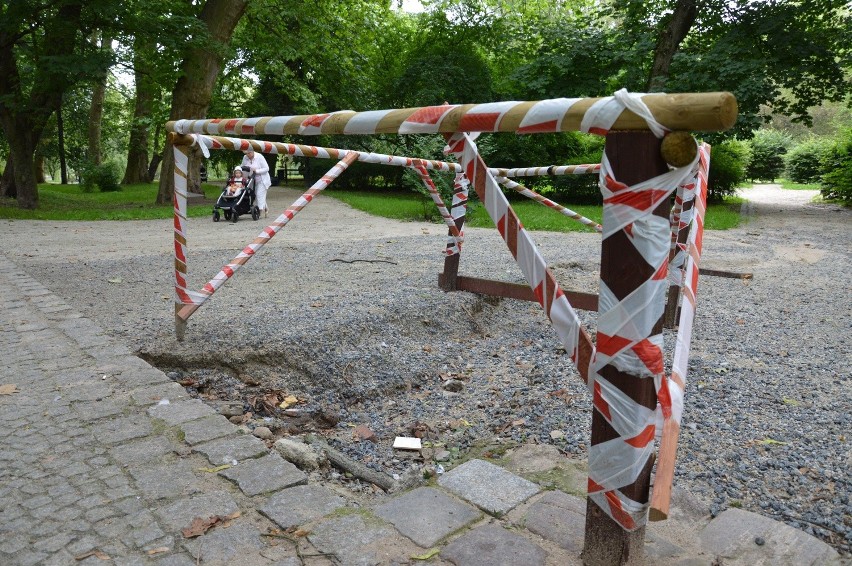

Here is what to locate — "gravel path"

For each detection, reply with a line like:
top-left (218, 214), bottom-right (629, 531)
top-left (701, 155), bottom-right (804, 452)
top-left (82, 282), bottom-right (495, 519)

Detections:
top-left (2, 183), bottom-right (849, 554)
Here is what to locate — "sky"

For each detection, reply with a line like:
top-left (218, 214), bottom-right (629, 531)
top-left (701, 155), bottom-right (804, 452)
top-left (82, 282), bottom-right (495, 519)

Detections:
top-left (399, 0), bottom-right (425, 13)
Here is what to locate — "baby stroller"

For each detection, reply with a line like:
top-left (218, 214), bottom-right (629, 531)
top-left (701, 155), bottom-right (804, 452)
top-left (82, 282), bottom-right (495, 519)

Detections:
top-left (212, 166), bottom-right (260, 223)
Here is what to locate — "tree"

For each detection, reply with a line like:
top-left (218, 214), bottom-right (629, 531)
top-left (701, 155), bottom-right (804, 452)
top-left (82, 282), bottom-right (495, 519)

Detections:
top-left (0, 1), bottom-right (118, 208)
top-left (88, 33), bottom-right (113, 166)
top-left (645, 0), bottom-right (697, 92)
top-left (156, 0), bottom-right (248, 205)
top-left (122, 38), bottom-right (158, 184)
top-left (120, 2), bottom-right (202, 185)
top-left (624, 0), bottom-right (852, 137)
top-left (746, 129), bottom-right (789, 182)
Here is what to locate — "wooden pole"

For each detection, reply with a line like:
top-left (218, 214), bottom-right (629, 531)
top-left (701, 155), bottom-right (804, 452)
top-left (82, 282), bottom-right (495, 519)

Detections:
top-left (174, 143), bottom-right (190, 341)
top-left (166, 92), bottom-right (737, 136)
top-left (582, 131), bottom-right (669, 565)
top-left (439, 192), bottom-right (466, 291)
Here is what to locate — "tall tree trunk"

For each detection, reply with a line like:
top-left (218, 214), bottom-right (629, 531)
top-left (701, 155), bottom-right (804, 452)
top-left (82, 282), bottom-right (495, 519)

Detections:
top-left (1, 162), bottom-right (15, 199)
top-left (646, 0), bottom-right (699, 92)
top-left (156, 0), bottom-right (248, 205)
top-left (0, 2), bottom-right (84, 208)
top-left (58, 101), bottom-right (68, 184)
top-left (3, 125), bottom-right (40, 208)
top-left (88, 34), bottom-right (112, 166)
top-left (122, 37), bottom-right (156, 184)
top-left (34, 152), bottom-right (46, 183)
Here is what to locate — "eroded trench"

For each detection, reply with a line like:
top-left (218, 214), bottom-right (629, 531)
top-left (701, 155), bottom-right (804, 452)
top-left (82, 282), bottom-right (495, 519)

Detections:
top-left (137, 291), bottom-right (596, 492)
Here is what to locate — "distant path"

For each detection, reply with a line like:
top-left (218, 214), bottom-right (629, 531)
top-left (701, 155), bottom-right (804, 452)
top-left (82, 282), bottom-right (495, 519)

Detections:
top-left (704, 183), bottom-right (849, 272)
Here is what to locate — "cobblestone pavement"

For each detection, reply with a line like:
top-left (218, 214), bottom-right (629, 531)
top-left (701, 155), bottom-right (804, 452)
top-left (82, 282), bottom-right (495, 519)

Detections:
top-left (0, 257), bottom-right (843, 566)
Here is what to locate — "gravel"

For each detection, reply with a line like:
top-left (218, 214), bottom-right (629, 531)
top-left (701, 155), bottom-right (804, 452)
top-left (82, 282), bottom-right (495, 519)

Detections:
top-left (3, 183), bottom-right (849, 554)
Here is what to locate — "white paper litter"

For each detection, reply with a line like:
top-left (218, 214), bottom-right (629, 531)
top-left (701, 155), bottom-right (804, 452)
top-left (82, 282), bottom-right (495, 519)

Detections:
top-left (392, 437), bottom-right (422, 450)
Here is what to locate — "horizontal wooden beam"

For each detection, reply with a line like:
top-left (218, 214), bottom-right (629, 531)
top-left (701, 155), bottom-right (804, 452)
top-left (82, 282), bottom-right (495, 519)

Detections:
top-left (438, 274), bottom-right (599, 312)
top-left (167, 92), bottom-right (737, 137)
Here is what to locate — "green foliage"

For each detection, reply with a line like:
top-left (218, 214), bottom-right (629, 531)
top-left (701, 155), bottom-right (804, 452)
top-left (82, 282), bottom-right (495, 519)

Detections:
top-left (746, 130), bottom-right (790, 182)
top-left (620, 0), bottom-right (852, 138)
top-left (785, 138), bottom-right (834, 184)
top-left (79, 161), bottom-right (121, 193)
top-left (0, 182), bottom-right (218, 220)
top-left (478, 132), bottom-right (604, 203)
top-left (820, 129), bottom-right (852, 205)
top-left (708, 140), bottom-right (750, 201)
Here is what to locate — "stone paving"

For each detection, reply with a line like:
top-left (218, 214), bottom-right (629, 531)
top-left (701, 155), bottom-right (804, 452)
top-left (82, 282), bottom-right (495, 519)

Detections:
top-left (0, 260), bottom-right (844, 566)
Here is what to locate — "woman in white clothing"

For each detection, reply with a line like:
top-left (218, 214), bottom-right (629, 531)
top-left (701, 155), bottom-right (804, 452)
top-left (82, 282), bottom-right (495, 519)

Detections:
top-left (242, 148), bottom-right (272, 217)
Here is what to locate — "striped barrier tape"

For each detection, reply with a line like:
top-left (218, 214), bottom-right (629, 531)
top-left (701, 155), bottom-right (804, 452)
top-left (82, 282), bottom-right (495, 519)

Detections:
top-left (169, 92), bottom-right (736, 137)
top-left (410, 160), bottom-right (463, 253)
top-left (495, 176), bottom-right (603, 232)
top-left (446, 131), bottom-right (594, 383)
top-left (583, 92), bottom-right (700, 530)
top-left (491, 164), bottom-right (601, 177)
top-left (650, 144), bottom-right (710, 519)
top-left (445, 174), bottom-right (469, 257)
top-left (175, 153), bottom-right (358, 319)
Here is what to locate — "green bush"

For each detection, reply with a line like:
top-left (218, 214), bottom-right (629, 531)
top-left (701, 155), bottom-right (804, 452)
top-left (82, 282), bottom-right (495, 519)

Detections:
top-left (820, 129), bottom-right (852, 204)
top-left (708, 140), bottom-right (750, 201)
top-left (79, 161), bottom-right (121, 193)
top-left (786, 138), bottom-right (834, 183)
top-left (746, 129), bottom-right (790, 182)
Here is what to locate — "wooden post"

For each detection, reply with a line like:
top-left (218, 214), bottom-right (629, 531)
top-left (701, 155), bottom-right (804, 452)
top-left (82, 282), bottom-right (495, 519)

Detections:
top-left (582, 131), bottom-right (669, 565)
top-left (174, 143), bottom-right (190, 341)
top-left (438, 177), bottom-right (468, 291)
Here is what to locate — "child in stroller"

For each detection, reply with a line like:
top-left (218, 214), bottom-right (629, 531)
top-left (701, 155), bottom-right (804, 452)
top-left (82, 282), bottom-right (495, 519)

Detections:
top-left (226, 166), bottom-right (247, 195)
top-left (212, 166), bottom-right (261, 223)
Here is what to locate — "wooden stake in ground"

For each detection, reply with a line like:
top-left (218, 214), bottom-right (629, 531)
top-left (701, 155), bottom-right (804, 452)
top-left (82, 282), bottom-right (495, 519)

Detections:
top-left (582, 131), bottom-right (669, 565)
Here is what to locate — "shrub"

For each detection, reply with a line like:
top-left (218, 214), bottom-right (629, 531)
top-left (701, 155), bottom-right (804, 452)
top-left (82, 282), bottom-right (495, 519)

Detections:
top-left (79, 161), bottom-right (121, 193)
top-left (786, 138), bottom-right (834, 183)
top-left (820, 128), bottom-right (852, 204)
top-left (708, 140), bottom-right (750, 201)
top-left (746, 129), bottom-right (790, 182)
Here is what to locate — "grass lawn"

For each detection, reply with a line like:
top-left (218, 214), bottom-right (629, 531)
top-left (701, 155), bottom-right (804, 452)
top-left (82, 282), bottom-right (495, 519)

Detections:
top-left (327, 189), bottom-right (743, 232)
top-left (777, 178), bottom-right (821, 191)
top-left (1, 183), bottom-right (744, 231)
top-left (0, 182), bottom-right (221, 221)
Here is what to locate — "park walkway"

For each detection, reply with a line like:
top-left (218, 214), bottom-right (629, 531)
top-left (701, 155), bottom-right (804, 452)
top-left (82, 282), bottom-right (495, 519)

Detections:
top-left (0, 250), bottom-right (843, 565)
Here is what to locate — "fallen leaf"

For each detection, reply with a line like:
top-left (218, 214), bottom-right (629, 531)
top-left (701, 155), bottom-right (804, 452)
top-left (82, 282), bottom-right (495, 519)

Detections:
top-left (182, 516), bottom-right (218, 538)
top-left (354, 424), bottom-right (376, 443)
top-left (0, 384), bottom-right (19, 395)
top-left (292, 528), bottom-right (310, 538)
top-left (181, 511), bottom-right (240, 538)
top-left (146, 547), bottom-right (170, 555)
top-left (782, 398), bottom-right (799, 406)
top-left (760, 438), bottom-right (787, 445)
top-left (220, 510), bottom-right (241, 527)
top-left (107, 278), bottom-right (122, 284)
top-left (75, 549), bottom-right (110, 560)
top-left (279, 395), bottom-right (299, 409)
top-left (411, 548), bottom-right (441, 560)
top-left (197, 464), bottom-right (231, 473)
top-left (511, 419), bottom-right (526, 427)
top-left (422, 345), bottom-right (433, 353)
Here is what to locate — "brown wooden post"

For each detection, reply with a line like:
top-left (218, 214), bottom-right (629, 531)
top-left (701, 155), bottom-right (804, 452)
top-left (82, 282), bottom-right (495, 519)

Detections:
top-left (438, 178), bottom-right (468, 291)
top-left (582, 131), bottom-right (670, 565)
